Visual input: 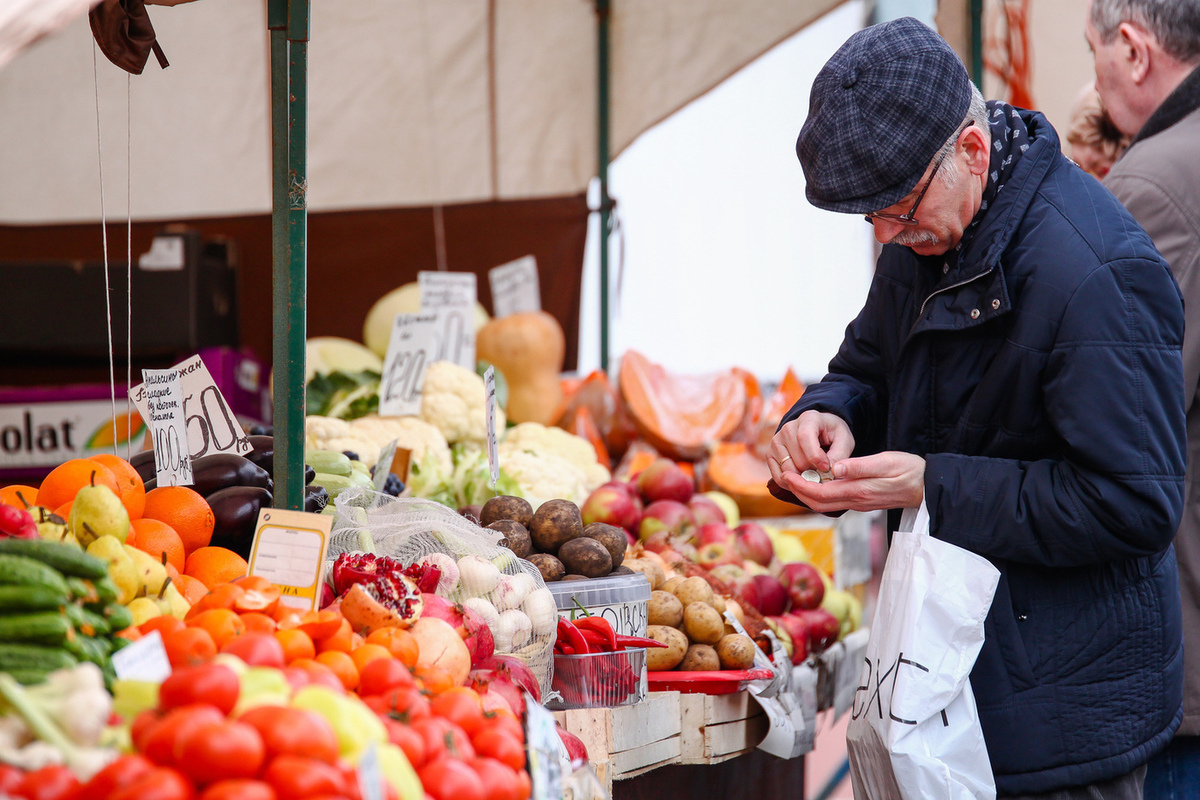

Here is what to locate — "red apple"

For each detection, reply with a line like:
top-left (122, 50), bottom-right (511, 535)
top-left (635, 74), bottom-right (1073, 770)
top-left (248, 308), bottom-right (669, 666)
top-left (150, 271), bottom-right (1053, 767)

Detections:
top-left (772, 614), bottom-right (811, 664)
top-left (751, 574), bottom-right (789, 617)
top-left (638, 500), bottom-right (696, 541)
top-left (636, 459), bottom-right (695, 504)
top-left (695, 522), bottom-right (735, 547)
top-left (780, 561), bottom-right (825, 611)
top-left (708, 563), bottom-right (748, 586)
top-left (795, 608), bottom-right (839, 654)
top-left (696, 541), bottom-right (739, 568)
top-left (734, 522), bottom-right (774, 567)
top-left (688, 494), bottom-right (727, 527)
top-left (581, 483), bottom-right (644, 534)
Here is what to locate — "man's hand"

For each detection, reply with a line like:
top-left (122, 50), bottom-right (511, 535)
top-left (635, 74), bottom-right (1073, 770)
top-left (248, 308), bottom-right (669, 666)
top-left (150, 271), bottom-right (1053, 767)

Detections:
top-left (769, 410), bottom-right (856, 479)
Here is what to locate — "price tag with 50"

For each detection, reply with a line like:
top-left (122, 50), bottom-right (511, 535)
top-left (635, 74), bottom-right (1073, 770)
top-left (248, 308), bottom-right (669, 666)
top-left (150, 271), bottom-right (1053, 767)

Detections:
top-left (129, 354), bottom-right (252, 460)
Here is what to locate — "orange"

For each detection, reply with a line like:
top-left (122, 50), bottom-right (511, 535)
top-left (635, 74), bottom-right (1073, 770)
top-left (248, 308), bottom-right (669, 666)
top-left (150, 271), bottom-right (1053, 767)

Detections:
top-left (276, 628), bottom-right (316, 663)
top-left (142, 486), bottom-right (215, 554)
top-left (174, 574), bottom-right (213, 607)
top-left (36, 459), bottom-right (120, 512)
top-left (128, 519), bottom-right (186, 574)
top-left (185, 583), bottom-right (245, 619)
top-left (52, 500), bottom-right (73, 520)
top-left (239, 612), bottom-right (278, 635)
top-left (366, 627), bottom-right (420, 668)
top-left (414, 664), bottom-right (456, 696)
top-left (296, 610), bottom-right (343, 641)
top-left (89, 454), bottom-right (146, 520)
top-left (315, 618), bottom-right (354, 654)
top-left (0, 485), bottom-right (37, 509)
top-left (163, 626), bottom-right (217, 668)
top-left (184, 547), bottom-right (248, 591)
top-left (349, 643), bottom-right (391, 673)
top-left (139, 616), bottom-right (187, 638)
top-left (188, 608), bottom-right (246, 649)
top-left (349, 633), bottom-right (366, 652)
top-left (315, 650), bottom-right (359, 691)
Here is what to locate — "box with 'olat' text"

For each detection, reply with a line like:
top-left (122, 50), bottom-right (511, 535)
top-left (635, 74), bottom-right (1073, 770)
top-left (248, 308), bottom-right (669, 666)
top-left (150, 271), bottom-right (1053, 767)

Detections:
top-left (547, 572), bottom-right (650, 638)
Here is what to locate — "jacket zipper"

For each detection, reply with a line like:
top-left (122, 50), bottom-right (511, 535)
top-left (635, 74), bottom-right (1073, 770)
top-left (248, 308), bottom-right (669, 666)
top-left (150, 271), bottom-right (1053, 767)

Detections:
top-left (916, 266), bottom-right (995, 320)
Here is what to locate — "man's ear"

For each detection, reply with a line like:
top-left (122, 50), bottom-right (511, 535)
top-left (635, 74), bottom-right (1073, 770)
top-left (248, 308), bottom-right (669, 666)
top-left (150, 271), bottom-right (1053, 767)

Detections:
top-left (1119, 21), bottom-right (1153, 84)
top-left (961, 124), bottom-right (990, 176)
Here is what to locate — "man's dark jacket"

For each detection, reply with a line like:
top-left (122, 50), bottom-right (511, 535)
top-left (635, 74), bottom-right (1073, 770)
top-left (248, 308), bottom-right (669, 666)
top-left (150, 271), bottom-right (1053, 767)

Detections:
top-left (783, 109), bottom-right (1186, 794)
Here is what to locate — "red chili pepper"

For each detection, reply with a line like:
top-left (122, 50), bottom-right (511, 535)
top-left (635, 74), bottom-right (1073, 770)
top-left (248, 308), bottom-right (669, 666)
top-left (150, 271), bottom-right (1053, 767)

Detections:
top-left (614, 634), bottom-right (668, 649)
top-left (573, 616), bottom-right (617, 652)
top-left (578, 629), bottom-right (614, 653)
top-left (556, 617), bottom-right (590, 655)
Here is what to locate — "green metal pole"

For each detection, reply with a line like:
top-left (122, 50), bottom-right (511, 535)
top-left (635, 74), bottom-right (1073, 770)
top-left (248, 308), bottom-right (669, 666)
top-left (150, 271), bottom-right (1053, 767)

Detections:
top-left (269, 0), bottom-right (308, 511)
top-left (596, 0), bottom-right (611, 374)
top-left (970, 0), bottom-right (984, 87)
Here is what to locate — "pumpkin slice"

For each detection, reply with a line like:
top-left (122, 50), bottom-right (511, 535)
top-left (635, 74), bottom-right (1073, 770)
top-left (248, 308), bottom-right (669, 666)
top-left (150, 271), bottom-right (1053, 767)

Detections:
top-left (618, 350), bottom-right (746, 461)
top-left (707, 441), bottom-right (804, 518)
top-left (756, 367), bottom-right (806, 452)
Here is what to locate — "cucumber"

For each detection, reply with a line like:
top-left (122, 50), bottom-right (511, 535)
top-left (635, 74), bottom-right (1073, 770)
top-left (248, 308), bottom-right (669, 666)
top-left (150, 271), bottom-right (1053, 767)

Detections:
top-left (8, 669), bottom-right (51, 686)
top-left (63, 635), bottom-right (109, 666)
top-left (91, 576), bottom-right (119, 605)
top-left (0, 643), bottom-right (78, 672)
top-left (305, 450), bottom-right (353, 477)
top-left (109, 636), bottom-right (131, 653)
top-left (0, 554), bottom-right (69, 596)
top-left (311, 472), bottom-right (357, 499)
top-left (0, 585), bottom-right (69, 612)
top-left (0, 539), bottom-right (108, 579)
top-left (100, 603), bottom-right (133, 633)
top-left (0, 612), bottom-right (72, 645)
top-left (67, 577), bottom-right (99, 604)
top-left (68, 607), bottom-right (110, 637)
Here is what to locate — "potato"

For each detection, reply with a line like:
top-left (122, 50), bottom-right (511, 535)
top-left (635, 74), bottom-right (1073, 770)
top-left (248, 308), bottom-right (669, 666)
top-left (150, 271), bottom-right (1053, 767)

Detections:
top-left (528, 553), bottom-right (566, 583)
top-left (489, 520), bottom-right (533, 559)
top-left (611, 565), bottom-right (635, 575)
top-left (529, 499), bottom-right (583, 554)
top-left (660, 576), bottom-right (686, 595)
top-left (648, 590), bottom-right (684, 628)
top-left (623, 558), bottom-right (665, 590)
top-left (679, 643), bottom-right (720, 672)
top-left (561, 574), bottom-right (590, 581)
top-left (557, 537), bottom-right (613, 578)
top-left (481, 495), bottom-right (534, 529)
top-left (583, 522), bottom-right (628, 568)
top-left (716, 634), bottom-right (757, 670)
top-left (673, 576), bottom-right (714, 608)
top-left (646, 625), bottom-right (688, 670)
top-left (708, 593), bottom-right (727, 616)
top-left (682, 601), bottom-right (724, 646)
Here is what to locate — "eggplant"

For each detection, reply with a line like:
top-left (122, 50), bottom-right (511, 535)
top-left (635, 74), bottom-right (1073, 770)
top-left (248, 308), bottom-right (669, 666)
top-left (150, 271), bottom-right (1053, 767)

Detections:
top-left (305, 464), bottom-right (315, 485)
top-left (206, 485), bottom-right (273, 559)
top-left (189, 453), bottom-right (271, 497)
top-left (304, 484), bottom-right (329, 514)
top-left (129, 450), bottom-right (158, 483)
top-left (245, 435), bottom-right (274, 475)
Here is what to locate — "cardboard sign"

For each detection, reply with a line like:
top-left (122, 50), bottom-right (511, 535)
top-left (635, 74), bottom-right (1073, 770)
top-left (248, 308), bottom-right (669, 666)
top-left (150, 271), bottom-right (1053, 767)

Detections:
top-left (419, 271), bottom-right (477, 369)
top-left (488, 255), bottom-right (540, 318)
top-left (140, 368), bottom-right (193, 487)
top-left (247, 508), bottom-right (333, 612)
top-left (129, 354), bottom-right (253, 460)
top-left (372, 439), bottom-right (400, 492)
top-left (484, 366), bottom-right (498, 488)
top-left (112, 630), bottom-right (172, 682)
top-left (378, 312), bottom-right (439, 417)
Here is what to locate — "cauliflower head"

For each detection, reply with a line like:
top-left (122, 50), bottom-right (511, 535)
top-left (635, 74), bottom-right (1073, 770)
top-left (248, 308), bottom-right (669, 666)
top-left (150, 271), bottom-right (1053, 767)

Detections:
top-left (498, 449), bottom-right (590, 510)
top-left (500, 422), bottom-right (611, 491)
top-left (349, 415), bottom-right (453, 476)
top-left (419, 361), bottom-right (505, 445)
top-left (305, 416), bottom-right (380, 462)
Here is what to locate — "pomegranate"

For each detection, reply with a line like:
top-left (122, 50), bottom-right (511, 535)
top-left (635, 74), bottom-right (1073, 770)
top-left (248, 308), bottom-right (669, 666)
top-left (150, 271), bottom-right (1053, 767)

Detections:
top-left (556, 725), bottom-right (589, 768)
top-left (420, 593), bottom-right (496, 666)
top-left (331, 551), bottom-right (403, 595)
top-left (472, 654), bottom-right (541, 704)
top-left (330, 552), bottom-right (425, 623)
top-left (410, 617), bottom-right (472, 685)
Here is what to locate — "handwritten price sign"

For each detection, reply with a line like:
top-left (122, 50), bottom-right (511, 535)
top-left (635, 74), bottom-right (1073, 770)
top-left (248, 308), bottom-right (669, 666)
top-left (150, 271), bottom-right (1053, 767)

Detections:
top-left (139, 368), bottom-right (193, 486)
top-left (379, 312), bottom-right (440, 417)
top-left (130, 355), bottom-right (253, 461)
top-left (419, 271), bottom-right (476, 370)
top-left (488, 255), bottom-right (540, 318)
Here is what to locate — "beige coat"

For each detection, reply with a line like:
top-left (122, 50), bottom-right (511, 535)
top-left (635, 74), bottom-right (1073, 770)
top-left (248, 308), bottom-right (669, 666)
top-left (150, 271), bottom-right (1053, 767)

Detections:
top-left (1107, 96), bottom-right (1200, 735)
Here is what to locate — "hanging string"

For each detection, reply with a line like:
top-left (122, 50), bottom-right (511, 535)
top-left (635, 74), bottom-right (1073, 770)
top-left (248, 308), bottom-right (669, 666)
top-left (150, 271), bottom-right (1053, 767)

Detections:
top-left (126, 72), bottom-right (133, 459)
top-left (417, 3), bottom-right (448, 271)
top-left (93, 42), bottom-right (119, 455)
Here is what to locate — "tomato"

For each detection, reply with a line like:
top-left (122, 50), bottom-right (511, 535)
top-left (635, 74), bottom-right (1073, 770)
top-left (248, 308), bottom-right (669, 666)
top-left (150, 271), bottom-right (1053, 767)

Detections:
top-left (238, 706), bottom-right (340, 764)
top-left (198, 779), bottom-right (277, 800)
top-left (0, 764), bottom-right (24, 794)
top-left (373, 686), bottom-right (431, 723)
top-left (478, 711), bottom-right (523, 743)
top-left (142, 704), bottom-right (226, 766)
top-left (262, 756), bottom-right (347, 800)
top-left (412, 718), bottom-right (474, 763)
top-left (417, 758), bottom-right (484, 800)
top-left (514, 769), bottom-right (530, 800)
top-left (78, 754), bottom-right (154, 800)
top-left (221, 633), bottom-right (286, 668)
top-left (356, 658), bottom-right (414, 697)
top-left (467, 758), bottom-right (521, 800)
top-left (132, 708), bottom-right (167, 752)
top-left (383, 718), bottom-right (427, 770)
top-left (159, 663), bottom-right (241, 716)
top-left (108, 767), bottom-right (193, 800)
top-left (175, 720), bottom-right (265, 785)
top-left (430, 688), bottom-right (484, 736)
top-left (469, 727), bottom-right (524, 772)
top-left (13, 765), bottom-right (79, 800)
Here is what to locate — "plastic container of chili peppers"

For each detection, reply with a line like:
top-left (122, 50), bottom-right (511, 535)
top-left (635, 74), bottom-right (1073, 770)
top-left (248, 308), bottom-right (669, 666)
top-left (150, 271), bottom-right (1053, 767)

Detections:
top-left (548, 572), bottom-right (651, 638)
top-left (547, 648), bottom-right (648, 710)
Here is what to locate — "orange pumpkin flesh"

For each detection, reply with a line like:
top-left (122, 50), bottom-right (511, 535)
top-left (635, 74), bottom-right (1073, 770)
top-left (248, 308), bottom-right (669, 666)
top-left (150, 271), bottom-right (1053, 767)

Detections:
top-left (707, 442), bottom-right (803, 518)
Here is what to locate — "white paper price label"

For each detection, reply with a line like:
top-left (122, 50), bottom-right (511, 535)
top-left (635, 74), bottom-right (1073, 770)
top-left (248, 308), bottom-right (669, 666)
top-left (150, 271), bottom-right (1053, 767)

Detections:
top-left (488, 255), bottom-right (540, 318)
top-left (419, 271), bottom-right (477, 370)
top-left (129, 354), bottom-right (253, 460)
top-left (373, 439), bottom-right (400, 493)
top-left (524, 694), bottom-right (563, 800)
top-left (112, 630), bottom-right (172, 682)
top-left (356, 742), bottom-right (384, 800)
top-left (139, 368), bottom-right (193, 487)
top-left (379, 312), bottom-right (439, 417)
top-left (484, 366), bottom-right (498, 488)
top-left (247, 508), bottom-right (333, 612)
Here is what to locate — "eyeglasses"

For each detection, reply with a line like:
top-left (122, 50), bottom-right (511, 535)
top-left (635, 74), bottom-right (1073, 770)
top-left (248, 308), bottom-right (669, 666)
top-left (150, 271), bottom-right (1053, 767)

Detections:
top-left (864, 120), bottom-right (974, 227)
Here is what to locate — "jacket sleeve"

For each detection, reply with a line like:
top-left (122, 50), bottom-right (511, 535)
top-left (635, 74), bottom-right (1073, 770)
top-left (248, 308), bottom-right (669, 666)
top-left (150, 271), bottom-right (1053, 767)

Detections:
top-left (926, 256), bottom-right (1187, 567)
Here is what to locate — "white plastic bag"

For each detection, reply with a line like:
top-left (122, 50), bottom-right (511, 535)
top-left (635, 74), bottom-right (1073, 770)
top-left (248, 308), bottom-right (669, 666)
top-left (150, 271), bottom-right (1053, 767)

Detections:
top-left (846, 502), bottom-right (1000, 800)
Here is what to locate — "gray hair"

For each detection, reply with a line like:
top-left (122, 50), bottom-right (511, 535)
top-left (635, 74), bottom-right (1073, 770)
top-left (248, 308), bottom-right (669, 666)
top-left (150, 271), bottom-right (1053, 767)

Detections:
top-left (1090, 0), bottom-right (1200, 63)
top-left (935, 83), bottom-right (989, 187)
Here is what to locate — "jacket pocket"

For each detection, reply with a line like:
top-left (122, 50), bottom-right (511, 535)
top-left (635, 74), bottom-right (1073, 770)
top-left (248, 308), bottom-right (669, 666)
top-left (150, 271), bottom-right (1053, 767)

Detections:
top-left (973, 574), bottom-right (1038, 700)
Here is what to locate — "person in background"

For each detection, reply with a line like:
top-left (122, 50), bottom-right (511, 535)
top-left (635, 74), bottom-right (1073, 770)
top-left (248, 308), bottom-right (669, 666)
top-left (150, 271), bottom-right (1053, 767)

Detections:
top-left (1086, 1), bottom-right (1200, 797)
top-left (1065, 82), bottom-right (1129, 178)
top-left (772, 15), bottom-right (1187, 799)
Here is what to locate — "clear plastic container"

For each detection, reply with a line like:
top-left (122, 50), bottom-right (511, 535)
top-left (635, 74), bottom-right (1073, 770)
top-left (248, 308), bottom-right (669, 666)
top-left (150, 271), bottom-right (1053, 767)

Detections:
top-left (547, 648), bottom-right (648, 710)
top-left (547, 572), bottom-right (651, 638)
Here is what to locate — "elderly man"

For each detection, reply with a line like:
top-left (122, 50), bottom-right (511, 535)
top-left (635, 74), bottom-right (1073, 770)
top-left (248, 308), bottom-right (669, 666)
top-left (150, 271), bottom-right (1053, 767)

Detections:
top-left (771, 17), bottom-right (1186, 799)
top-left (1085, 2), bottom-right (1200, 797)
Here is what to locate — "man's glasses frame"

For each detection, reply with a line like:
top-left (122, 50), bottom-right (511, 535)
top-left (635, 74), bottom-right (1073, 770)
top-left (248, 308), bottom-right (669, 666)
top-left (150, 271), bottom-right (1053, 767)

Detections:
top-left (863, 120), bottom-right (974, 227)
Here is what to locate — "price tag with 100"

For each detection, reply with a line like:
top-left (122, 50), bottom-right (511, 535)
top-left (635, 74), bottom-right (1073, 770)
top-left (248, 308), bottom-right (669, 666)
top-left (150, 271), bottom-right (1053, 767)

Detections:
top-left (129, 354), bottom-right (253, 461)
top-left (138, 368), bottom-right (193, 486)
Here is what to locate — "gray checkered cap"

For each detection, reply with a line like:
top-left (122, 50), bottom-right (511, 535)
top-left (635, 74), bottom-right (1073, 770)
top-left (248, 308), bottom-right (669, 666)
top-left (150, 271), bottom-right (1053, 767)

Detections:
top-left (796, 17), bottom-right (972, 214)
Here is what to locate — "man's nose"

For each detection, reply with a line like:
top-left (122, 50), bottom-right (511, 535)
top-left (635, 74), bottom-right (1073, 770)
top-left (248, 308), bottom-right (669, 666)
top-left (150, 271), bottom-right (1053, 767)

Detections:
top-left (871, 218), bottom-right (905, 244)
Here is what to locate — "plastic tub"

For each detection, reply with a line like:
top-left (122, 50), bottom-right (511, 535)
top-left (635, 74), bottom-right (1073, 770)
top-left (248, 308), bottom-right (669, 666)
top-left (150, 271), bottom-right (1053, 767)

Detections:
top-left (547, 572), bottom-right (651, 638)
top-left (548, 648), bottom-right (648, 710)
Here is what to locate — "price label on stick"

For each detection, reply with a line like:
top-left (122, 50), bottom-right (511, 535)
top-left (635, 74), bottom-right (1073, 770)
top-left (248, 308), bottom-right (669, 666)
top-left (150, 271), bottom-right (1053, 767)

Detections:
top-left (129, 354), bottom-right (253, 460)
top-left (484, 366), bottom-right (498, 489)
top-left (379, 312), bottom-right (439, 417)
top-left (140, 368), bottom-right (193, 487)
top-left (247, 508), bottom-right (333, 612)
top-left (489, 255), bottom-right (540, 318)
top-left (524, 695), bottom-right (563, 800)
top-left (419, 271), bottom-right (477, 370)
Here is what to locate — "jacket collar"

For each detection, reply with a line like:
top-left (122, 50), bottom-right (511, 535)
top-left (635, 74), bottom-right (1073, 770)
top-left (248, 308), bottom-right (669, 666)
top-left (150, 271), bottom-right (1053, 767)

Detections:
top-left (1130, 63), bottom-right (1200, 146)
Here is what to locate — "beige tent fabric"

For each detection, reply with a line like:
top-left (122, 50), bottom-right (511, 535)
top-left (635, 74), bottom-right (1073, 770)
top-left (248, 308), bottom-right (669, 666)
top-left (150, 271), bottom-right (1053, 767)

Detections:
top-left (0, 0), bottom-right (94, 74)
top-left (0, 0), bottom-right (845, 223)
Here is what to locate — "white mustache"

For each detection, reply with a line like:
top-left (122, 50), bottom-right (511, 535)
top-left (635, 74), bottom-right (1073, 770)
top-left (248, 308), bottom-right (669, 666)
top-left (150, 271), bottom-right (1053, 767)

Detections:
top-left (892, 229), bottom-right (940, 247)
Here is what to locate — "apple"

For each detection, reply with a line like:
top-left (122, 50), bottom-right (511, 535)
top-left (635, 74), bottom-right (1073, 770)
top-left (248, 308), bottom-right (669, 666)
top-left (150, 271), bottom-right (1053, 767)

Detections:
top-left (795, 608), bottom-right (839, 654)
top-left (771, 614), bottom-right (811, 664)
top-left (696, 541), bottom-right (739, 568)
top-left (708, 563), bottom-right (748, 586)
top-left (581, 483), bottom-right (644, 534)
top-left (638, 500), bottom-right (695, 541)
top-left (703, 491), bottom-right (740, 527)
top-left (780, 561), bottom-right (826, 611)
top-left (636, 459), bottom-right (694, 504)
top-left (734, 522), bottom-right (774, 566)
top-left (751, 574), bottom-right (789, 617)
top-left (688, 494), bottom-right (727, 527)
top-left (695, 521), bottom-right (735, 547)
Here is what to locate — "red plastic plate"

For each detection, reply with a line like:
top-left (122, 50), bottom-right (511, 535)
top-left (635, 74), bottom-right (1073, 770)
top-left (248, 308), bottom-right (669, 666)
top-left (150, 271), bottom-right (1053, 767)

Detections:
top-left (646, 668), bottom-right (773, 695)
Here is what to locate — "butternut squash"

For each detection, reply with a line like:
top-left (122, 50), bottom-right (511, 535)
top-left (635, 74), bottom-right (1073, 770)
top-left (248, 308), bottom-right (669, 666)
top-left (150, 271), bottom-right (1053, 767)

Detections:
top-left (476, 311), bottom-right (565, 425)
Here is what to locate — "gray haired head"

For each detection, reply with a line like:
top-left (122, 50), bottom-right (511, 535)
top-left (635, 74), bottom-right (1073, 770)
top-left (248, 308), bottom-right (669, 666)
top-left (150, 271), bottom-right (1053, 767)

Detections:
top-left (1089, 0), bottom-right (1200, 62)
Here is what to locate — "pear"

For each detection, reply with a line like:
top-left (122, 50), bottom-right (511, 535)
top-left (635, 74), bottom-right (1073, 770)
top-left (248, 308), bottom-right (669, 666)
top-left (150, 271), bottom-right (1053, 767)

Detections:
top-left (123, 545), bottom-right (169, 597)
top-left (126, 597), bottom-right (163, 627)
top-left (70, 484), bottom-right (129, 547)
top-left (86, 536), bottom-right (139, 605)
top-left (31, 508), bottom-right (77, 548)
top-left (155, 580), bottom-right (191, 620)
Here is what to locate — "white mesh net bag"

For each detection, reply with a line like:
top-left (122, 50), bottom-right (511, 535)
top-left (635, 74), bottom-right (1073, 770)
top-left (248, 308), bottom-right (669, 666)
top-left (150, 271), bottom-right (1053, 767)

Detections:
top-left (327, 487), bottom-right (556, 697)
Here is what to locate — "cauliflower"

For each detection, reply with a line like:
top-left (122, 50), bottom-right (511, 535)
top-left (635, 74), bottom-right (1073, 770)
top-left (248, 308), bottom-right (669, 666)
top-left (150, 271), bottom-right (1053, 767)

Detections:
top-left (498, 449), bottom-right (590, 510)
top-left (419, 361), bottom-right (505, 445)
top-left (499, 422), bottom-right (611, 491)
top-left (349, 415), bottom-right (452, 476)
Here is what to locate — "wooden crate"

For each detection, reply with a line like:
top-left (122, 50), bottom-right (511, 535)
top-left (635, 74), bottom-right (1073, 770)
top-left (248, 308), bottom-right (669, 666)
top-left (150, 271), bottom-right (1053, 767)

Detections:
top-left (553, 691), bottom-right (683, 789)
top-left (678, 691), bottom-right (769, 765)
